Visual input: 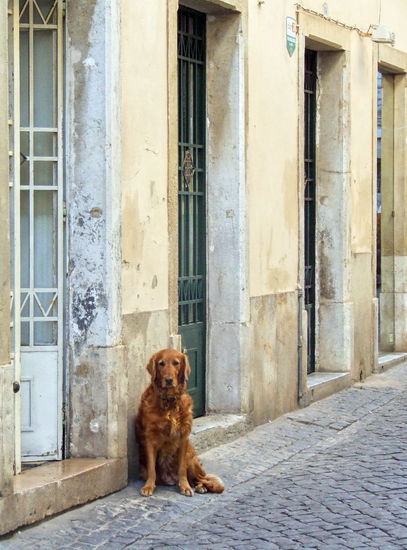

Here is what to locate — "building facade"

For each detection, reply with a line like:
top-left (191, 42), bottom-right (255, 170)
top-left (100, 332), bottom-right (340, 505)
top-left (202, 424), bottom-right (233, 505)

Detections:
top-left (1, 0), bottom-right (407, 534)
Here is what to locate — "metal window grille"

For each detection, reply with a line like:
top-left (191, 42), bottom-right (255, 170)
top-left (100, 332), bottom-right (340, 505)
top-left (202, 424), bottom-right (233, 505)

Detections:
top-left (177, 8), bottom-right (206, 328)
top-left (304, 49), bottom-right (317, 374)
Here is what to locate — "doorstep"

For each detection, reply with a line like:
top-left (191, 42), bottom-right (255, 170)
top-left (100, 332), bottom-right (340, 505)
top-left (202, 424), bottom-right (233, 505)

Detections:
top-left (299, 372), bottom-right (352, 407)
top-left (376, 352), bottom-right (407, 373)
top-left (0, 457), bottom-right (127, 536)
top-left (190, 413), bottom-right (252, 454)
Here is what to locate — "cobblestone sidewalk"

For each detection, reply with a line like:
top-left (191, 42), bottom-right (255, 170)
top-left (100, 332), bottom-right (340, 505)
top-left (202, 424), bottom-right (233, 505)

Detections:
top-left (2, 364), bottom-right (407, 549)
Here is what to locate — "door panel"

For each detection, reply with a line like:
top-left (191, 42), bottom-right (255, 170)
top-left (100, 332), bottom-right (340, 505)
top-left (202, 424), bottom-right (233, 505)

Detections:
top-left (21, 351), bottom-right (59, 458)
top-left (11, 0), bottom-right (64, 463)
top-left (178, 8), bottom-right (206, 417)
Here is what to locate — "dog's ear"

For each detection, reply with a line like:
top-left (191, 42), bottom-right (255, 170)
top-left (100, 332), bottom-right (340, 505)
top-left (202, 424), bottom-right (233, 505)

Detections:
top-left (179, 353), bottom-right (191, 385)
top-left (146, 353), bottom-right (157, 380)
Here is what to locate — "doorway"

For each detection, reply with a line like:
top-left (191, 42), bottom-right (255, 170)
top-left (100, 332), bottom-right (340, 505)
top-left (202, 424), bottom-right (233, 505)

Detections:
top-left (177, 6), bottom-right (206, 417)
top-left (304, 49), bottom-right (317, 374)
top-left (10, 0), bottom-right (64, 467)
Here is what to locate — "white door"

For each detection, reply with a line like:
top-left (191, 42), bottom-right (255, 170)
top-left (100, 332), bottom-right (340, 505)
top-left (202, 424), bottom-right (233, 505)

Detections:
top-left (11, 0), bottom-right (64, 466)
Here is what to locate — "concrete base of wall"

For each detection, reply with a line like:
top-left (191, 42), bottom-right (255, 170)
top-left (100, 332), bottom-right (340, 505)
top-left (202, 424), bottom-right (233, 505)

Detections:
top-left (375, 352), bottom-right (407, 374)
top-left (191, 414), bottom-right (253, 454)
top-left (0, 458), bottom-right (127, 536)
top-left (299, 372), bottom-right (351, 407)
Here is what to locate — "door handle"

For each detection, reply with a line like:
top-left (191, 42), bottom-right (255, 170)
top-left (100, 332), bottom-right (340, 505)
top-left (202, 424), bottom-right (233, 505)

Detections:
top-left (13, 381), bottom-right (20, 393)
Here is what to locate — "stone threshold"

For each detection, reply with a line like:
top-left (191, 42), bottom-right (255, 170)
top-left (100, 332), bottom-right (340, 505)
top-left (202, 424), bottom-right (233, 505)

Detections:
top-left (376, 352), bottom-right (407, 373)
top-left (0, 457), bottom-right (127, 536)
top-left (190, 413), bottom-right (252, 454)
top-left (300, 371), bottom-right (352, 407)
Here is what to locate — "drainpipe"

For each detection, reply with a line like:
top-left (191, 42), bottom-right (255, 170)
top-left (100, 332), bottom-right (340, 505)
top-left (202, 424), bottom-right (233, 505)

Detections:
top-left (298, 288), bottom-right (304, 399)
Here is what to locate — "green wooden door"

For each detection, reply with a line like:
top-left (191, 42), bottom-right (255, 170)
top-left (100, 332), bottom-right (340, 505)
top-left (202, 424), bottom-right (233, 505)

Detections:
top-left (178, 7), bottom-right (206, 417)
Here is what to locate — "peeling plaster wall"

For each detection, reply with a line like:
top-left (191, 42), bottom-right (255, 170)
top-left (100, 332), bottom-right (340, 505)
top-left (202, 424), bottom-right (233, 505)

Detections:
top-left (65, 0), bottom-right (126, 460)
top-left (66, 0), bottom-right (121, 352)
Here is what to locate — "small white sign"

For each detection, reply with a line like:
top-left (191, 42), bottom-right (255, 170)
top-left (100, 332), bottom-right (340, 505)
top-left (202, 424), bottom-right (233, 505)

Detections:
top-left (286, 16), bottom-right (297, 57)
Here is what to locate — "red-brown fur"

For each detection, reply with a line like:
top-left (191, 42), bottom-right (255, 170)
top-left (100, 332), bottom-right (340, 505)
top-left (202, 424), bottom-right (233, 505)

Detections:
top-left (135, 349), bottom-right (224, 497)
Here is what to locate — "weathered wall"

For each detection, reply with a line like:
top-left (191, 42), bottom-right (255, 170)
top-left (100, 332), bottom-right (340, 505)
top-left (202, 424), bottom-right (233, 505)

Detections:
top-left (118, 0), bottom-right (407, 481)
top-left (249, 292), bottom-right (298, 424)
top-left (348, 33), bottom-right (375, 379)
top-left (206, 10), bottom-right (250, 414)
top-left (315, 47), bottom-right (353, 374)
top-left (121, 1), bottom-right (169, 316)
top-left (300, 0), bottom-right (407, 53)
top-left (248, 0), bottom-right (299, 297)
top-left (65, 0), bottom-right (126, 461)
top-left (121, 0), bottom-right (173, 477)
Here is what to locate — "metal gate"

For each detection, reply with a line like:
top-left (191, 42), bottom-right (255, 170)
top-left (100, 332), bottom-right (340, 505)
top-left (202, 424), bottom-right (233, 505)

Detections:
top-left (177, 7), bottom-right (206, 417)
top-left (304, 49), bottom-right (317, 374)
top-left (10, 0), bottom-right (64, 467)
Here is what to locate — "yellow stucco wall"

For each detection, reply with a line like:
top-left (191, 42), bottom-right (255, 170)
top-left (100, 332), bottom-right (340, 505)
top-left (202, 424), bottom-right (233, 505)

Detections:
top-left (120, 0), bottom-right (407, 307)
top-left (247, 0), bottom-right (407, 297)
top-left (121, 1), bottom-right (169, 315)
top-left (248, 0), bottom-right (299, 296)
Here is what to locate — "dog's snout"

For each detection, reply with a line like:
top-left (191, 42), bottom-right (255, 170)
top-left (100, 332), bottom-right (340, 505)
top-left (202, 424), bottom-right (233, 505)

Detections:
top-left (165, 377), bottom-right (173, 387)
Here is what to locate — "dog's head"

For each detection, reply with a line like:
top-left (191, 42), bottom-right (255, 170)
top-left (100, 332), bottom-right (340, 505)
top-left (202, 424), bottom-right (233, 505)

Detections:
top-left (146, 348), bottom-right (191, 391)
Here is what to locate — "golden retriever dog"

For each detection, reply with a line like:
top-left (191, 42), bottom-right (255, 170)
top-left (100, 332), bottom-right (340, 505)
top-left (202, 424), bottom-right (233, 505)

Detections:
top-left (135, 349), bottom-right (224, 497)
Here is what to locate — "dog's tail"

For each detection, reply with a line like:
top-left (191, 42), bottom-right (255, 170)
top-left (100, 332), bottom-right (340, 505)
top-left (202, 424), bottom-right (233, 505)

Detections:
top-left (201, 473), bottom-right (224, 493)
top-left (188, 447), bottom-right (224, 493)
top-left (189, 456), bottom-right (225, 493)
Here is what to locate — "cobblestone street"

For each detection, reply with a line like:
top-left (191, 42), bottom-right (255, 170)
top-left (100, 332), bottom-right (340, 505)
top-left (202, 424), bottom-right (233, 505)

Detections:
top-left (2, 363), bottom-right (407, 550)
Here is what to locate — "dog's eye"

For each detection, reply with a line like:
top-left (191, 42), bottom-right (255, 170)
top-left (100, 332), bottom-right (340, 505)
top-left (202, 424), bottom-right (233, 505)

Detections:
top-left (173, 360), bottom-right (180, 366)
top-left (158, 360), bottom-right (165, 367)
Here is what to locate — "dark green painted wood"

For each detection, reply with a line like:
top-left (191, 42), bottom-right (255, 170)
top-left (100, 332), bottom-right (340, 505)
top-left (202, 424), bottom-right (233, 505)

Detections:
top-left (177, 7), bottom-right (206, 417)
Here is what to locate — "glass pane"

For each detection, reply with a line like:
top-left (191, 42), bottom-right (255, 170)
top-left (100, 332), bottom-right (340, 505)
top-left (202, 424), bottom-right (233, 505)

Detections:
top-left (20, 190), bottom-right (30, 288)
top-left (20, 159), bottom-right (29, 186)
top-left (20, 0), bottom-right (29, 24)
top-left (20, 132), bottom-right (30, 185)
top-left (34, 190), bottom-right (57, 287)
top-left (21, 292), bottom-right (29, 317)
top-left (34, 30), bottom-right (56, 127)
top-left (34, 0), bottom-right (57, 24)
top-left (34, 132), bottom-right (56, 156)
top-left (20, 131), bottom-right (29, 159)
top-left (34, 291), bottom-right (57, 317)
top-left (34, 161), bottom-right (56, 186)
top-left (21, 321), bottom-right (30, 346)
top-left (20, 30), bottom-right (29, 127)
top-left (34, 321), bottom-right (57, 345)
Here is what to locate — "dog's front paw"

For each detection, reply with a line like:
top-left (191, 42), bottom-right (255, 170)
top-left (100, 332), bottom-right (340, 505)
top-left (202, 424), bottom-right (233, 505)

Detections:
top-left (195, 482), bottom-right (207, 494)
top-left (179, 482), bottom-right (194, 497)
top-left (141, 483), bottom-right (155, 496)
